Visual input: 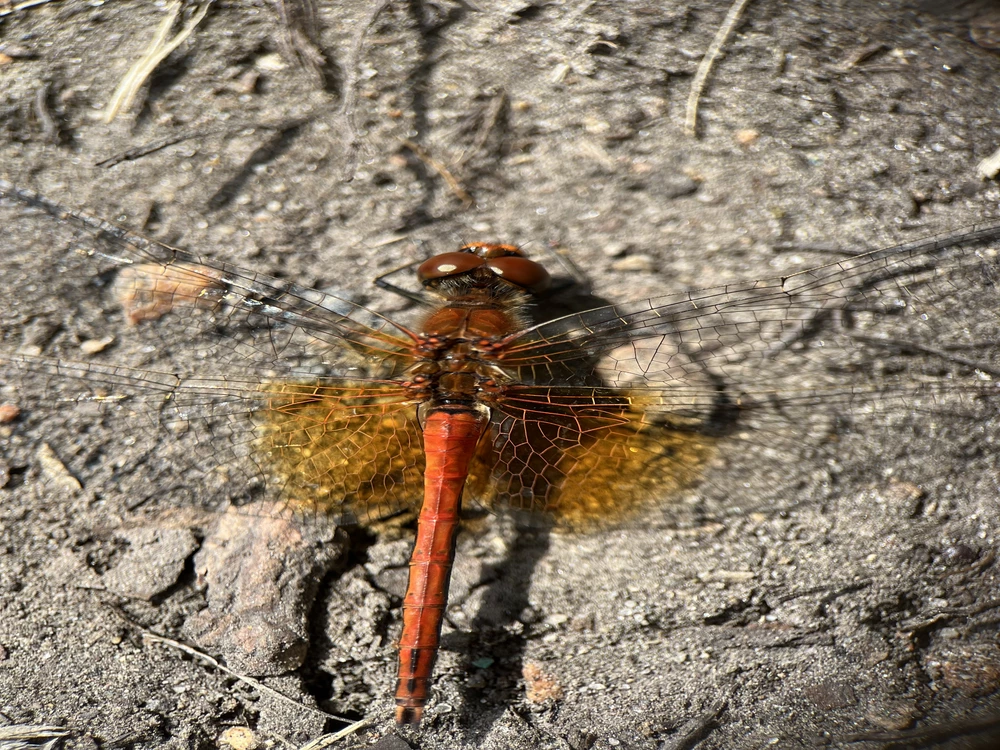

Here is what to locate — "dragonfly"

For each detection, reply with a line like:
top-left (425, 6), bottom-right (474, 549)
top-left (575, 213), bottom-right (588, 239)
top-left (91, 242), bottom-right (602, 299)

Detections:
top-left (1, 178), bottom-right (999, 725)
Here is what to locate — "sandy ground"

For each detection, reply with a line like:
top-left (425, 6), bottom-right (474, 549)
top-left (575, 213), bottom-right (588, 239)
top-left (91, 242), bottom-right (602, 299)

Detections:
top-left (2, 1), bottom-right (1000, 748)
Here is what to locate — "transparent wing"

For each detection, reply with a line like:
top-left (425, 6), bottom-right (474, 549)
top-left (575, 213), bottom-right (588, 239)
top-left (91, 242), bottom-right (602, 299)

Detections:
top-left (466, 226), bottom-right (1000, 524)
top-left (0, 181), bottom-right (429, 522)
top-left (499, 224), bottom-right (1000, 384)
top-left (0, 180), bottom-right (418, 377)
top-left (1, 352), bottom-right (428, 522)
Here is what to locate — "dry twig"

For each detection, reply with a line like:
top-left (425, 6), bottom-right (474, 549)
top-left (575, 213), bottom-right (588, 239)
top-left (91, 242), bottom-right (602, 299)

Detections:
top-left (684, 0), bottom-right (754, 138)
top-left (103, 1), bottom-right (213, 123)
top-left (110, 608), bottom-right (364, 729)
top-left (273, 0), bottom-right (328, 88)
top-left (0, 724), bottom-right (71, 748)
top-left (0, 0), bottom-right (57, 17)
top-left (400, 137), bottom-right (473, 206)
top-left (454, 90), bottom-right (508, 168)
top-left (295, 719), bottom-right (375, 750)
top-left (33, 81), bottom-right (59, 143)
top-left (333, 0), bottom-right (395, 179)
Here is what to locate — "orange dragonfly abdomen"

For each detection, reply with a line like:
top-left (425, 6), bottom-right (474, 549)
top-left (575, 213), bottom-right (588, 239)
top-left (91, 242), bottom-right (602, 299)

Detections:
top-left (394, 405), bottom-right (489, 725)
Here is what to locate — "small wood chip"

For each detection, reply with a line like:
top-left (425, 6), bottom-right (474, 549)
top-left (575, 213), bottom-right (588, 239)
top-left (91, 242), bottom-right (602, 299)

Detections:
top-left (37, 443), bottom-right (82, 492)
top-left (80, 336), bottom-right (115, 355)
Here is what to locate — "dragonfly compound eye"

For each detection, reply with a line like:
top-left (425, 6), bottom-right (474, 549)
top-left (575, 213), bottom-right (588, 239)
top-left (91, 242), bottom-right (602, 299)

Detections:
top-left (485, 255), bottom-right (552, 293)
top-left (417, 252), bottom-right (485, 283)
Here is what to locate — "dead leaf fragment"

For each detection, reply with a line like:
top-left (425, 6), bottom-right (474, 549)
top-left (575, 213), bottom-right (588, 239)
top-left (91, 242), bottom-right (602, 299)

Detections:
top-left (114, 262), bottom-right (225, 325)
top-left (37, 443), bottom-right (82, 492)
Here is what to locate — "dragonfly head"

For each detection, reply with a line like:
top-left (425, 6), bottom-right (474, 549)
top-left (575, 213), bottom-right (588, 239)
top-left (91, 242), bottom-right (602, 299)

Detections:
top-left (417, 242), bottom-right (551, 294)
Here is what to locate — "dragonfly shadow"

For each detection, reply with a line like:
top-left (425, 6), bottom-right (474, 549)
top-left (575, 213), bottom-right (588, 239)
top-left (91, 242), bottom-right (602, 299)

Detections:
top-left (451, 521), bottom-right (553, 730)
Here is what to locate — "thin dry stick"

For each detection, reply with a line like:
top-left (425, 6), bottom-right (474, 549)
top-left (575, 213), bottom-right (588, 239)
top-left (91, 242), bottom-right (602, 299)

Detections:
top-left (400, 137), bottom-right (473, 206)
top-left (33, 81), bottom-right (59, 143)
top-left (0, 0), bottom-right (57, 17)
top-left (95, 128), bottom-right (227, 168)
top-left (142, 630), bottom-right (345, 720)
top-left (295, 719), bottom-right (375, 750)
top-left (339, 0), bottom-right (395, 117)
top-left (274, 0), bottom-right (327, 87)
top-left (95, 112), bottom-right (316, 168)
top-left (103, 0), bottom-right (212, 123)
top-left (454, 90), bottom-right (507, 168)
top-left (111, 609), bottom-right (361, 727)
top-left (143, 631), bottom-right (353, 723)
top-left (0, 725), bottom-right (71, 743)
top-left (684, 0), bottom-right (754, 138)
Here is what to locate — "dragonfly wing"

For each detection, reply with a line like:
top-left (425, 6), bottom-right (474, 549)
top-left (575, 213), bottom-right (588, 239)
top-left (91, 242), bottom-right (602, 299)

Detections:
top-left (254, 379), bottom-right (426, 523)
top-left (0, 183), bottom-right (433, 523)
top-left (2, 352), bottom-right (427, 523)
top-left (498, 224), bottom-right (1000, 387)
top-left (470, 226), bottom-right (1000, 525)
top-left (466, 384), bottom-right (720, 528)
top-left (469, 368), bottom-right (1000, 528)
top-left (0, 180), bottom-right (418, 379)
